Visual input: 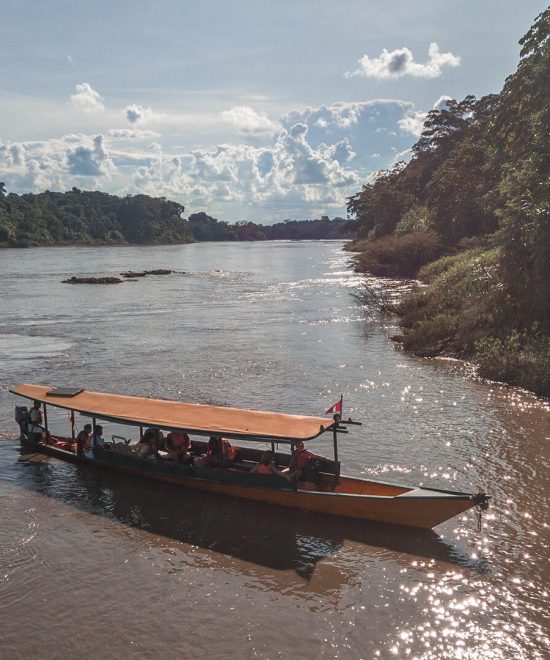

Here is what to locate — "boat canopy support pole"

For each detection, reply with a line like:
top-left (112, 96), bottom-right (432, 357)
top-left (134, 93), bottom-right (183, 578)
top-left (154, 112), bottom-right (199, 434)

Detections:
top-left (43, 403), bottom-right (49, 442)
top-left (291, 442), bottom-right (298, 492)
top-left (70, 410), bottom-right (75, 440)
top-left (333, 427), bottom-right (339, 484)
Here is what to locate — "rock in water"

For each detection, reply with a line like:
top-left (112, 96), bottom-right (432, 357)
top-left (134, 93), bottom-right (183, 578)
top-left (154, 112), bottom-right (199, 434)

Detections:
top-left (62, 276), bottom-right (124, 284)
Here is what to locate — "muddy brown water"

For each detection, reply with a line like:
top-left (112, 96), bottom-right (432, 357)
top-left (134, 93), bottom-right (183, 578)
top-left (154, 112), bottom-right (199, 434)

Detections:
top-left (0, 241), bottom-right (548, 659)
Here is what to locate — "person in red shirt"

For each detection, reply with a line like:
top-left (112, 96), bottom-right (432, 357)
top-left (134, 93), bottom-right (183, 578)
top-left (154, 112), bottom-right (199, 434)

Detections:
top-left (290, 441), bottom-right (328, 489)
top-left (165, 430), bottom-right (192, 463)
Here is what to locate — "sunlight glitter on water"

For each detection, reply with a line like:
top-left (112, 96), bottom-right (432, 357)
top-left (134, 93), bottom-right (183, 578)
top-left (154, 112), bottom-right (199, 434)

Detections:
top-left (0, 334), bottom-right (73, 360)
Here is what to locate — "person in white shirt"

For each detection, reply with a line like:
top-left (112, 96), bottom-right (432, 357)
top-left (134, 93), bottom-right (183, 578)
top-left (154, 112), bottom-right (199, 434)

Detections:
top-left (28, 400), bottom-right (43, 444)
top-left (85, 424), bottom-right (106, 458)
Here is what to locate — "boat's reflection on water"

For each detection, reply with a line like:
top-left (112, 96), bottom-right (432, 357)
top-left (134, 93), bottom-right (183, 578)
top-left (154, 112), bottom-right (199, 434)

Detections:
top-left (17, 448), bottom-right (486, 579)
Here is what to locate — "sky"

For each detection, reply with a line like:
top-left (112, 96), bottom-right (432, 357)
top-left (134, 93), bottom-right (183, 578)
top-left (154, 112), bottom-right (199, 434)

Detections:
top-left (0, 0), bottom-right (547, 223)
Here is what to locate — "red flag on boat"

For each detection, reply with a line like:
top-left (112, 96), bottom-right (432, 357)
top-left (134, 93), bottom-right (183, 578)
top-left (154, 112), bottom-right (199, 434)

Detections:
top-left (325, 399), bottom-right (342, 414)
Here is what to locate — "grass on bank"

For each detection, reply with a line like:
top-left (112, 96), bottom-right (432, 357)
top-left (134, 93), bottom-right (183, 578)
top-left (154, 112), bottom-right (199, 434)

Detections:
top-left (348, 232), bottom-right (549, 397)
top-left (346, 231), bottom-right (444, 278)
top-left (393, 246), bottom-right (550, 397)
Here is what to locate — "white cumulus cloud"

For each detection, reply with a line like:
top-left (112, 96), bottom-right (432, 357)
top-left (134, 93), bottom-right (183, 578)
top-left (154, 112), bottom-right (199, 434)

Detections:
top-left (346, 42), bottom-right (460, 79)
top-left (0, 98), bottom-right (433, 220)
top-left (125, 104), bottom-right (163, 126)
top-left (0, 133), bottom-right (115, 191)
top-left (174, 100), bottom-right (422, 213)
top-left (127, 121), bottom-right (359, 214)
top-left (107, 128), bottom-right (161, 140)
top-left (67, 134), bottom-right (114, 176)
top-left (398, 95), bottom-right (453, 136)
top-left (70, 83), bottom-right (105, 113)
top-left (432, 95), bottom-right (454, 111)
top-left (220, 106), bottom-right (279, 134)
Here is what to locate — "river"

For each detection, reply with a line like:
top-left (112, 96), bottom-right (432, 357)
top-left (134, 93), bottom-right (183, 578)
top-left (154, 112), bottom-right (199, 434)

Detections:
top-left (0, 241), bottom-right (548, 659)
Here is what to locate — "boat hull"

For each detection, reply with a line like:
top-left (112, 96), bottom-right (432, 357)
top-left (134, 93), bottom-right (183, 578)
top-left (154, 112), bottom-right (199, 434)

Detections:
top-left (19, 439), bottom-right (480, 529)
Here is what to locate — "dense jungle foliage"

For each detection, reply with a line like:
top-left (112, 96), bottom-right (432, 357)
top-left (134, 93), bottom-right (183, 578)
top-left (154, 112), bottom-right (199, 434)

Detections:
top-left (187, 212), bottom-right (349, 241)
top-left (0, 186), bottom-right (350, 247)
top-left (346, 8), bottom-right (550, 396)
top-left (0, 188), bottom-right (192, 247)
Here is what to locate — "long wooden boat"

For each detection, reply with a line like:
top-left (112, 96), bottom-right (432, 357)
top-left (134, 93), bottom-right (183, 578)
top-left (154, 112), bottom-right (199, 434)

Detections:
top-left (10, 384), bottom-right (489, 529)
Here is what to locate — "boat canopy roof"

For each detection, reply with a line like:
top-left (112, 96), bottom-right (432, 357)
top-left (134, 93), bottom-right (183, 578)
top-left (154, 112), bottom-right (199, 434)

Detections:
top-left (10, 384), bottom-right (335, 443)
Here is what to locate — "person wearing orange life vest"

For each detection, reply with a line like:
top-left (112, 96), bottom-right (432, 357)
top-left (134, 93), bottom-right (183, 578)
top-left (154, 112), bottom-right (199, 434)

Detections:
top-left (165, 430), bottom-right (192, 463)
top-left (250, 451), bottom-right (290, 480)
top-left (205, 436), bottom-right (237, 466)
top-left (289, 441), bottom-right (328, 488)
top-left (290, 441), bottom-right (319, 471)
top-left (75, 423), bottom-right (92, 456)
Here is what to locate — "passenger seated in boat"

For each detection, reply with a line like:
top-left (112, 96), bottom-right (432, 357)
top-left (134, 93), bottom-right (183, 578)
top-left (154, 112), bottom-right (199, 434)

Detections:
top-left (76, 424), bottom-right (92, 456)
top-left (196, 436), bottom-right (237, 467)
top-left (250, 451), bottom-right (290, 479)
top-left (136, 428), bottom-right (160, 459)
top-left (85, 425), bottom-right (106, 458)
top-left (93, 425), bottom-right (106, 448)
top-left (218, 436), bottom-right (237, 464)
top-left (154, 429), bottom-right (166, 452)
top-left (165, 430), bottom-right (192, 463)
top-left (290, 441), bottom-right (328, 490)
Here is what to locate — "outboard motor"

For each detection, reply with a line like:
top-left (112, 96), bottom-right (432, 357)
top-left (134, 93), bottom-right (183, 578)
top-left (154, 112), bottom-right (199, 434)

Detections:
top-left (15, 405), bottom-right (29, 437)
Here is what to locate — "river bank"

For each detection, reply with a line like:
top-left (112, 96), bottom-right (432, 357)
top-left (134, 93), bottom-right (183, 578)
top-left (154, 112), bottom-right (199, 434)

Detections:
top-left (346, 238), bottom-right (550, 399)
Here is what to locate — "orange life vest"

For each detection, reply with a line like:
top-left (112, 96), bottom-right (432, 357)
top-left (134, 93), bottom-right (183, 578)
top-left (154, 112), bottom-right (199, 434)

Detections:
top-left (295, 448), bottom-right (314, 471)
top-left (167, 431), bottom-right (190, 451)
top-left (76, 430), bottom-right (90, 453)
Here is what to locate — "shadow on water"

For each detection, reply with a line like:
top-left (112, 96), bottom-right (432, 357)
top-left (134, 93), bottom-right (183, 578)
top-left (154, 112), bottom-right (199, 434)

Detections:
top-left (10, 445), bottom-right (488, 580)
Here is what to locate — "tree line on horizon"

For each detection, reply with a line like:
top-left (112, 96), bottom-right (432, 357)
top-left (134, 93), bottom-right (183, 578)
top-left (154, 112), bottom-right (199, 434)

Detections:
top-left (346, 8), bottom-right (549, 396)
top-left (0, 184), bottom-right (351, 247)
